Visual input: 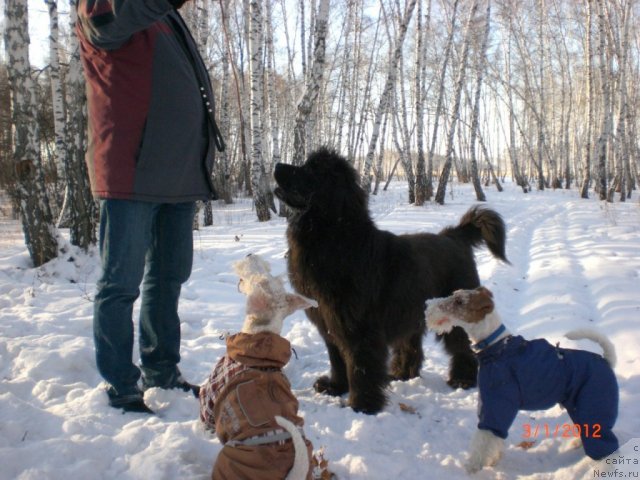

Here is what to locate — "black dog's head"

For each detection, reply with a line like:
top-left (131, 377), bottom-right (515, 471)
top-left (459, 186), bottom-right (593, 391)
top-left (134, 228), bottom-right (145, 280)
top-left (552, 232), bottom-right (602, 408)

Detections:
top-left (274, 148), bottom-right (368, 217)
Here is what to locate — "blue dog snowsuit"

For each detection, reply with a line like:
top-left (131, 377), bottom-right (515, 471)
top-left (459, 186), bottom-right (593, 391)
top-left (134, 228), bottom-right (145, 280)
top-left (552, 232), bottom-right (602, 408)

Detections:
top-left (476, 334), bottom-right (619, 460)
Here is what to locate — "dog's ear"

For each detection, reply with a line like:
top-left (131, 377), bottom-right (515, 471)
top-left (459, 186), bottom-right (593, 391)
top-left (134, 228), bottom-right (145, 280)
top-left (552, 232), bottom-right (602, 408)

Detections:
top-left (285, 293), bottom-right (318, 315)
top-left (477, 286), bottom-right (493, 298)
top-left (472, 288), bottom-right (495, 318)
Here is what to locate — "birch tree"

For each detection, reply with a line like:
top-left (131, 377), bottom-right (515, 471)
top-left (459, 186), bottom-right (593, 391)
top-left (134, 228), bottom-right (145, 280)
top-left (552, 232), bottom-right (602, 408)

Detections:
top-left (607, 0), bottom-right (631, 202)
top-left (299, 0), bottom-right (307, 79)
top-left (0, 66), bottom-right (16, 212)
top-left (48, 0), bottom-right (96, 249)
top-left (580, 0), bottom-right (594, 199)
top-left (468, 0), bottom-right (491, 202)
top-left (537, 0), bottom-right (554, 189)
top-left (426, 0), bottom-right (460, 201)
top-left (215, 0), bottom-right (233, 205)
top-left (372, 109), bottom-right (389, 194)
top-left (347, 8), bottom-right (381, 164)
top-left (392, 89), bottom-right (416, 203)
top-left (67, 0), bottom-right (97, 248)
top-left (361, 0), bottom-right (417, 192)
top-left (332, 2), bottom-right (357, 152)
top-left (435, 0), bottom-right (479, 205)
top-left (391, 9), bottom-right (416, 203)
top-left (218, 0), bottom-right (241, 204)
top-left (4, 0), bottom-right (59, 266)
top-left (265, 0), bottom-right (281, 166)
top-left (45, 0), bottom-right (68, 198)
top-left (414, 0), bottom-right (428, 205)
top-left (291, 0), bottom-right (330, 166)
top-left (248, 0), bottom-right (271, 221)
top-left (502, 12), bottom-right (528, 192)
top-left (595, 0), bottom-right (610, 200)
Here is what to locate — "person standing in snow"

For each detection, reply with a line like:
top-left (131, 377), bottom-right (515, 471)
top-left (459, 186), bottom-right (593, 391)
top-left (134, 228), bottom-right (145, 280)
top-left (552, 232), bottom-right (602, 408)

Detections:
top-left (76, 0), bottom-right (224, 413)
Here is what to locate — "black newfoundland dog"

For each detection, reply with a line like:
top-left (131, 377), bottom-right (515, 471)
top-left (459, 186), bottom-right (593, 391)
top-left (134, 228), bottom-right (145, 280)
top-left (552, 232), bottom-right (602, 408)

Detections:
top-left (274, 148), bottom-right (508, 414)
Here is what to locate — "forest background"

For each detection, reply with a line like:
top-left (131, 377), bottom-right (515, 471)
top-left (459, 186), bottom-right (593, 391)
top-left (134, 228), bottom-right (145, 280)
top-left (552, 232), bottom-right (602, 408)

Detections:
top-left (1, 0), bottom-right (639, 267)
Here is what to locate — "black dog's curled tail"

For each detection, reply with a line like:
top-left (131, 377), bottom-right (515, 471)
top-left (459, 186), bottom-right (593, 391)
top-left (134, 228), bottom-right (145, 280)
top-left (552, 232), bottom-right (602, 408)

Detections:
top-left (441, 206), bottom-right (510, 264)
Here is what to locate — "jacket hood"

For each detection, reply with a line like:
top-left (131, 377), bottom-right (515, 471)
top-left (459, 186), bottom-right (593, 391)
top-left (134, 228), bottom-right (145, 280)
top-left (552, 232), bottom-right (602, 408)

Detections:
top-left (226, 332), bottom-right (291, 368)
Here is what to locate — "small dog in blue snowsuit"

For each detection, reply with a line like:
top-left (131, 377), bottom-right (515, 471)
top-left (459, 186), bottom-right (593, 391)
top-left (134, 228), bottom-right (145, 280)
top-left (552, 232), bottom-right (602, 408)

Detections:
top-left (426, 287), bottom-right (618, 473)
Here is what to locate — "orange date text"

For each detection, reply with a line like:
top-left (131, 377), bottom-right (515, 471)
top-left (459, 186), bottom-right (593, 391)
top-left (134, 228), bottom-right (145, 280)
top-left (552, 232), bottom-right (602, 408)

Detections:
top-left (522, 423), bottom-right (602, 439)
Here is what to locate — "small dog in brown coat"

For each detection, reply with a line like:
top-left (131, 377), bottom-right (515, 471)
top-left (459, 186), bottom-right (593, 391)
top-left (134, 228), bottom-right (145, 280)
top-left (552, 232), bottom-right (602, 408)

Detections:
top-left (200, 254), bottom-right (318, 480)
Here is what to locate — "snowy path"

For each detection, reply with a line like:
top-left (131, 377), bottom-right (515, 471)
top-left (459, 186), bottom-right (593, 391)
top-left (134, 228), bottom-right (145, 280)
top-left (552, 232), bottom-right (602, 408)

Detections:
top-left (1, 182), bottom-right (639, 479)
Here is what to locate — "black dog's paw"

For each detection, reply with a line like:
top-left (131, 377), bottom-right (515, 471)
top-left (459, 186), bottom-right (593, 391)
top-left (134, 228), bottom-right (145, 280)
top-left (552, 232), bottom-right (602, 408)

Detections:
top-left (389, 367), bottom-right (421, 382)
top-left (448, 353), bottom-right (478, 389)
top-left (314, 376), bottom-right (348, 397)
top-left (447, 377), bottom-right (477, 390)
top-left (348, 391), bottom-right (387, 415)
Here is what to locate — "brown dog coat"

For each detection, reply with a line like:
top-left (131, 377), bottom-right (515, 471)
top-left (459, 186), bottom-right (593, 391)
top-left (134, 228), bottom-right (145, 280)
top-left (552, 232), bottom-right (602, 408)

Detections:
top-left (200, 332), bottom-right (313, 479)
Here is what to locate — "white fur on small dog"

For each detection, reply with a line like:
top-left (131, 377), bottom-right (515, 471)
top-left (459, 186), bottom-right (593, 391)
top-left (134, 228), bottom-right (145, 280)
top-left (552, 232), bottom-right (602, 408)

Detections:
top-left (231, 254), bottom-right (317, 478)
top-left (465, 429), bottom-right (503, 473)
top-left (275, 416), bottom-right (310, 480)
top-left (233, 253), bottom-right (273, 280)
top-left (232, 255), bottom-right (318, 335)
top-left (565, 329), bottom-right (616, 368)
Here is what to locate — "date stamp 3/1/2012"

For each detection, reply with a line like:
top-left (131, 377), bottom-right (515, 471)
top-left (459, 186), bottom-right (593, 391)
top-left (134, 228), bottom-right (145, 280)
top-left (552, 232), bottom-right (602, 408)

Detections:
top-left (523, 423), bottom-right (602, 439)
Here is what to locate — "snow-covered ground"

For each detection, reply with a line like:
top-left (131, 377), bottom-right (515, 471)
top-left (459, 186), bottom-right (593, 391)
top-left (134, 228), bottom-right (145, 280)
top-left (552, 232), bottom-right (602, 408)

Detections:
top-left (1, 181), bottom-right (639, 479)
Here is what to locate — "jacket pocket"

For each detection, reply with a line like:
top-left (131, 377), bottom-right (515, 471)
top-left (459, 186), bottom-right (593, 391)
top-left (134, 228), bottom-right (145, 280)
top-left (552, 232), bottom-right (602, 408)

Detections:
top-left (236, 379), bottom-right (271, 428)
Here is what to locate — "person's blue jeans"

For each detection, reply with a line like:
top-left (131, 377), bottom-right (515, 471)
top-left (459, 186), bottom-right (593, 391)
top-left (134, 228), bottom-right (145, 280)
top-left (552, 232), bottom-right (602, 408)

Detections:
top-left (93, 199), bottom-right (196, 400)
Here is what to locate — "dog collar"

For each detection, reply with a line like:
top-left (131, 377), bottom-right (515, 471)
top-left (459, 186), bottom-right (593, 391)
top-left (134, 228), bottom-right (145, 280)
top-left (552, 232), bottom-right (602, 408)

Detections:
top-left (473, 324), bottom-right (507, 352)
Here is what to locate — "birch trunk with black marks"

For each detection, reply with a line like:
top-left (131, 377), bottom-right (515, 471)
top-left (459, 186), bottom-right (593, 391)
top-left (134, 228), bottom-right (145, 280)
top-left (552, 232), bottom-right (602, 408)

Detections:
top-left (607, 0), bottom-right (631, 202)
top-left (394, 28), bottom-right (415, 203)
top-left (391, 94), bottom-right (415, 203)
top-left (345, 4), bottom-right (365, 161)
top-left (435, 0), bottom-right (478, 205)
top-left (240, 0), bottom-right (253, 193)
top-left (215, 0), bottom-right (234, 206)
top-left (46, 0), bottom-right (68, 216)
top-left (580, 0), bottom-right (594, 199)
top-left (348, 8), bottom-right (381, 164)
top-left (504, 23), bottom-right (528, 193)
top-left (469, 0), bottom-right (491, 202)
top-left (299, 0), bottom-right (307, 80)
top-left (53, 0), bottom-right (97, 249)
top-left (595, 0), bottom-right (610, 201)
top-left (372, 110), bottom-right (389, 195)
top-left (4, 0), bottom-right (59, 266)
top-left (332, 2), bottom-right (356, 152)
top-left (537, 0), bottom-right (553, 189)
top-left (248, 0), bottom-right (270, 221)
top-left (265, 0), bottom-right (280, 167)
top-left (292, 0), bottom-right (329, 166)
top-left (361, 0), bottom-right (417, 192)
top-left (414, 0), bottom-right (428, 205)
top-left (426, 0), bottom-right (459, 201)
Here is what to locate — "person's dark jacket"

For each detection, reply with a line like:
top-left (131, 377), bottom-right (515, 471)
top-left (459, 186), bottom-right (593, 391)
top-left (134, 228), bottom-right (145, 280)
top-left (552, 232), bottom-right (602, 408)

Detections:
top-left (76, 0), bottom-right (224, 202)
